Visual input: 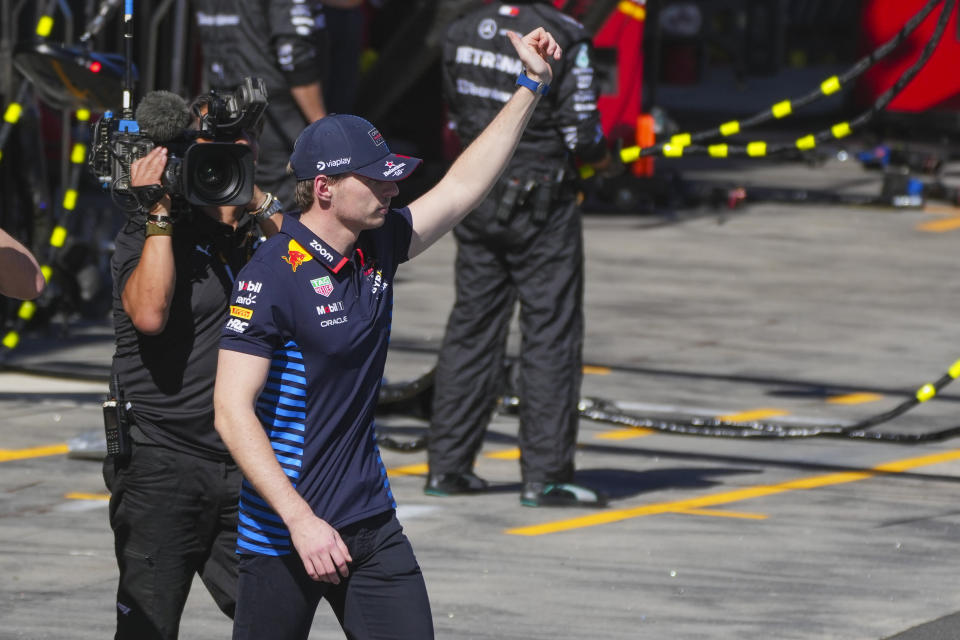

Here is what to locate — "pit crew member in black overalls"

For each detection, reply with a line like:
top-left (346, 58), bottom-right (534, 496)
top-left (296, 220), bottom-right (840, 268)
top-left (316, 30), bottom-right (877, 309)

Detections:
top-left (427, 0), bottom-right (621, 507)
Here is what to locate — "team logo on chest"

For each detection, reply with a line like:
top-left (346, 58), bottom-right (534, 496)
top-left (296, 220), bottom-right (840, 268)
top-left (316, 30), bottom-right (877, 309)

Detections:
top-left (310, 275), bottom-right (334, 297)
top-left (281, 239), bottom-right (313, 272)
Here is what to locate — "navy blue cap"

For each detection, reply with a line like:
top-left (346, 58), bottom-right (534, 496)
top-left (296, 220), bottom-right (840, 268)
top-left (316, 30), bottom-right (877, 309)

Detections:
top-left (289, 114), bottom-right (422, 182)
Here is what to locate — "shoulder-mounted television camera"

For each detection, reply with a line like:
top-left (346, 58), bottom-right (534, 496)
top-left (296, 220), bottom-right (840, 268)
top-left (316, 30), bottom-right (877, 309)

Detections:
top-left (88, 77), bottom-right (268, 212)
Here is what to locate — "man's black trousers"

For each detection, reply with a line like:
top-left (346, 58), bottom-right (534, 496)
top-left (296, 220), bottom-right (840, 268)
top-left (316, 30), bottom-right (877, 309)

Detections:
top-left (428, 184), bottom-right (584, 484)
top-left (232, 511), bottom-right (433, 640)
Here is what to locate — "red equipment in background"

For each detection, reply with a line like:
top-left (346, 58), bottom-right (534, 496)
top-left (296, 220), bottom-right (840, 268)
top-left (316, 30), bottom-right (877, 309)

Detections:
top-left (558, 0), bottom-right (651, 175)
top-left (857, 0), bottom-right (960, 113)
top-left (591, 1), bottom-right (646, 142)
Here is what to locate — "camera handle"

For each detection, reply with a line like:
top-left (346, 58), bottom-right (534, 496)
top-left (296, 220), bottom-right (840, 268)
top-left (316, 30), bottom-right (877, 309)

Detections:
top-left (118, 0), bottom-right (136, 120)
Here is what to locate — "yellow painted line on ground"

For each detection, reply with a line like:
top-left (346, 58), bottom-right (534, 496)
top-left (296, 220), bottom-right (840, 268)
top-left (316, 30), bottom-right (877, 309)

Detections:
top-left (386, 462), bottom-right (428, 477)
top-left (917, 215), bottom-right (960, 233)
top-left (505, 449), bottom-right (960, 536)
top-left (485, 448), bottom-right (521, 460)
top-left (0, 443), bottom-right (69, 462)
top-left (595, 427), bottom-right (654, 440)
top-left (583, 365), bottom-right (611, 375)
top-left (827, 392), bottom-right (884, 405)
top-left (65, 492), bottom-right (109, 501)
top-left (717, 408), bottom-right (789, 422)
top-left (674, 508), bottom-right (767, 520)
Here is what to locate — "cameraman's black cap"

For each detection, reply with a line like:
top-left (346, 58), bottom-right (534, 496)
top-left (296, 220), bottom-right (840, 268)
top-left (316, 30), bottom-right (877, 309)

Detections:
top-left (289, 114), bottom-right (422, 182)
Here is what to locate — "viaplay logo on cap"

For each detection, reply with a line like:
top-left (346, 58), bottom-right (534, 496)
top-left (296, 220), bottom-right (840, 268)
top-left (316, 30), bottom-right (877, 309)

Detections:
top-left (316, 157), bottom-right (351, 172)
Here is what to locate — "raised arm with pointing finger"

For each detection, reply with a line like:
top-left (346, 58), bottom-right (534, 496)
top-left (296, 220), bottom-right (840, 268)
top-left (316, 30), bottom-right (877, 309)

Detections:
top-left (407, 27), bottom-right (560, 257)
top-left (212, 26), bottom-right (562, 640)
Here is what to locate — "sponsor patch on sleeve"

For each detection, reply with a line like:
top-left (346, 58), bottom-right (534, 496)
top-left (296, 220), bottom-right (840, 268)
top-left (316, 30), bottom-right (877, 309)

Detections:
top-left (230, 306), bottom-right (254, 320)
top-left (225, 318), bottom-right (249, 333)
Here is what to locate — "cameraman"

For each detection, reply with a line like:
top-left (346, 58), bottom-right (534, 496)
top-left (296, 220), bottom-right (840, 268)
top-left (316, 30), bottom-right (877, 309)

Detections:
top-left (103, 90), bottom-right (282, 640)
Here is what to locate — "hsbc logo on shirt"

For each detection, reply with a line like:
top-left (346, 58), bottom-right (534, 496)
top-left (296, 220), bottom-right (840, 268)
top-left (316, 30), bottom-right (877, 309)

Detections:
top-left (225, 318), bottom-right (248, 333)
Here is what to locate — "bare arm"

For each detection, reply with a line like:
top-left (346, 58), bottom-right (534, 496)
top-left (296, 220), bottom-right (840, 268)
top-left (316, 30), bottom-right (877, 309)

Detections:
top-left (406, 28), bottom-right (561, 259)
top-left (120, 147), bottom-right (175, 335)
top-left (214, 349), bottom-right (352, 583)
top-left (290, 81), bottom-right (327, 123)
top-left (0, 228), bottom-right (45, 300)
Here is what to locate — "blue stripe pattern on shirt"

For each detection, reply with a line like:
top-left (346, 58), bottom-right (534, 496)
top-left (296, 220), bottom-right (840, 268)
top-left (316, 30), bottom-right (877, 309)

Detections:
top-left (236, 341), bottom-right (307, 556)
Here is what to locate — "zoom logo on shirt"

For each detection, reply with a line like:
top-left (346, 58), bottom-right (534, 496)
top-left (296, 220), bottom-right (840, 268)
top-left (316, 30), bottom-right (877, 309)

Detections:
top-left (310, 239), bottom-right (336, 264)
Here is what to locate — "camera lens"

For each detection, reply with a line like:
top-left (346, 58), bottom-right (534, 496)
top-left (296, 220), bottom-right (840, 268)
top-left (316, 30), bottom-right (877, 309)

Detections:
top-left (196, 159), bottom-right (228, 191)
top-left (182, 143), bottom-right (254, 206)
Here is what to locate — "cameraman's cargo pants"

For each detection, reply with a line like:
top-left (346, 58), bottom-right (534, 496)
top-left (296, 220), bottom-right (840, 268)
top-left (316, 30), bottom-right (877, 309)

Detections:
top-left (103, 439), bottom-right (241, 640)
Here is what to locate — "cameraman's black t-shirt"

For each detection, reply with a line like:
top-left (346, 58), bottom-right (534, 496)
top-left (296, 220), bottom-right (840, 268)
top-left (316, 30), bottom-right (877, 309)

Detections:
top-left (110, 209), bottom-right (259, 459)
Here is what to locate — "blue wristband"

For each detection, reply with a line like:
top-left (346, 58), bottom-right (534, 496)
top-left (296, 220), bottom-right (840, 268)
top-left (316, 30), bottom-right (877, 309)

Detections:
top-left (516, 70), bottom-right (550, 96)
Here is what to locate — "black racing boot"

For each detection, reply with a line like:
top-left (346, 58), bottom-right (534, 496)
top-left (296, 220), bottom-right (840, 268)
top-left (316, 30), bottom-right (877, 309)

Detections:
top-left (424, 471), bottom-right (489, 496)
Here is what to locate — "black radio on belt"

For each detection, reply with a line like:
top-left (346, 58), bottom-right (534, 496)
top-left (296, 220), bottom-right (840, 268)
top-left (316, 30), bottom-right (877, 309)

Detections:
top-left (103, 377), bottom-right (132, 459)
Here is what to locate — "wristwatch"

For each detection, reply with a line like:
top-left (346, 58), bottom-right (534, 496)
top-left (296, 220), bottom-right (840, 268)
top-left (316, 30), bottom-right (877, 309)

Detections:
top-left (516, 70), bottom-right (550, 96)
top-left (248, 192), bottom-right (283, 222)
top-left (145, 213), bottom-right (173, 237)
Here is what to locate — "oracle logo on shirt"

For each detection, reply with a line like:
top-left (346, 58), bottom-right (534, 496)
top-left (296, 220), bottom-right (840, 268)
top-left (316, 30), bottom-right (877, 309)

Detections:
top-left (320, 315), bottom-right (348, 328)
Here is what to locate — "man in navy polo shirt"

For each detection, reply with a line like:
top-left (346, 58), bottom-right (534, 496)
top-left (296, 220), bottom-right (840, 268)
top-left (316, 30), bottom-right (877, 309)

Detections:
top-left (213, 27), bottom-right (562, 639)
